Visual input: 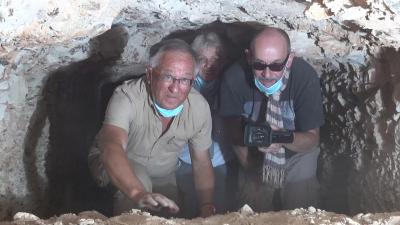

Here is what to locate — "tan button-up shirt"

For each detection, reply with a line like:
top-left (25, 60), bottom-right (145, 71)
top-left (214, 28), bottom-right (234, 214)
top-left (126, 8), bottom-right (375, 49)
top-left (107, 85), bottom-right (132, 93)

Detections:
top-left (103, 77), bottom-right (212, 177)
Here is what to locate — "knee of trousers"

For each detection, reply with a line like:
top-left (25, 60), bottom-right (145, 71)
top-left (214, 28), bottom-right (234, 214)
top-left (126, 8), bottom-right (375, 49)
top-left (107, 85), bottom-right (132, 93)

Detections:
top-left (284, 147), bottom-right (320, 183)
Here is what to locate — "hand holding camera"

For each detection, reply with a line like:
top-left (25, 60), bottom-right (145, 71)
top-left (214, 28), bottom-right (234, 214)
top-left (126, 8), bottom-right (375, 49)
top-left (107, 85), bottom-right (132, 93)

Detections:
top-left (258, 143), bottom-right (282, 153)
top-left (244, 122), bottom-right (294, 147)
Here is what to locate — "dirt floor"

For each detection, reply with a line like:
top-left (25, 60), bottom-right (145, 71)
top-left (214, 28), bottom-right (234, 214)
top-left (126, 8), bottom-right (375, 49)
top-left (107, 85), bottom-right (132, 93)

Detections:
top-left (2, 205), bottom-right (400, 225)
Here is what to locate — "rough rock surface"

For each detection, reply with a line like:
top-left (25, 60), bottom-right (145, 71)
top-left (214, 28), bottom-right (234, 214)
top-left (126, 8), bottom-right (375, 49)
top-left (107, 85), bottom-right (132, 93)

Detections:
top-left (1, 0), bottom-right (400, 222)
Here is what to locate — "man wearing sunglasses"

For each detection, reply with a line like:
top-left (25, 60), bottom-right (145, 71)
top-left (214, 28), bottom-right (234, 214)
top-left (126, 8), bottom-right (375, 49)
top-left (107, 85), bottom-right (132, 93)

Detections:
top-left (89, 39), bottom-right (215, 217)
top-left (219, 27), bottom-right (324, 211)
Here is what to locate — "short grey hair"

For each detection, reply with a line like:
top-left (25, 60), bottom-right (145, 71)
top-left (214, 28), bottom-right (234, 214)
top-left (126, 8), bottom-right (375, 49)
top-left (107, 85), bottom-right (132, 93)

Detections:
top-left (149, 38), bottom-right (199, 74)
top-left (191, 32), bottom-right (223, 55)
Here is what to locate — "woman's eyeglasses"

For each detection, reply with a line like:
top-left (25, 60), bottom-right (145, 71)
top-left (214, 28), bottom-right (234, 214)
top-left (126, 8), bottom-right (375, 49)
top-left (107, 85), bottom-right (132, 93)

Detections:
top-left (252, 54), bottom-right (289, 72)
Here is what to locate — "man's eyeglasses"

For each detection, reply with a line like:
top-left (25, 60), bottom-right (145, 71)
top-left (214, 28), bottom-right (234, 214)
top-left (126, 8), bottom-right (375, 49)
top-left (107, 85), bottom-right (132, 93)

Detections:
top-left (159, 74), bottom-right (193, 87)
top-left (252, 54), bottom-right (289, 72)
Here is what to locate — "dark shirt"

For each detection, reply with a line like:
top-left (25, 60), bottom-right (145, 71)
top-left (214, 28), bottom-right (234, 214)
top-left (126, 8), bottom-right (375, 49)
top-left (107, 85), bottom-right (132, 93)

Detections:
top-left (219, 57), bottom-right (325, 157)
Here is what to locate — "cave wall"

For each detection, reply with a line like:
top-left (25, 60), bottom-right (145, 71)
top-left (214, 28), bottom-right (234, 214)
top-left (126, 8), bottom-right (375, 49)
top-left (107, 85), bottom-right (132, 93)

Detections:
top-left (0, 0), bottom-right (400, 220)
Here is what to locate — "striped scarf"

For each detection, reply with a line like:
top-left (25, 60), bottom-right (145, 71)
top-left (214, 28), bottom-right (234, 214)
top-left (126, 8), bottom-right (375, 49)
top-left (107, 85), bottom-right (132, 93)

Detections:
top-left (262, 67), bottom-right (290, 188)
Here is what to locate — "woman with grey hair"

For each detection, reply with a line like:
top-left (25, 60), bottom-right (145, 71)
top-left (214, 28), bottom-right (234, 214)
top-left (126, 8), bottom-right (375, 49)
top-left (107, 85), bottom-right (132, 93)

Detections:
top-left (176, 31), bottom-right (238, 218)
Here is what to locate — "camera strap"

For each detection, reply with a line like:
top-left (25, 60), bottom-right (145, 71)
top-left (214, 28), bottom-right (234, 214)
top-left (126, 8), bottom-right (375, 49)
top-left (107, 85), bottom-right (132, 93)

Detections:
top-left (257, 94), bottom-right (268, 123)
top-left (247, 88), bottom-right (268, 123)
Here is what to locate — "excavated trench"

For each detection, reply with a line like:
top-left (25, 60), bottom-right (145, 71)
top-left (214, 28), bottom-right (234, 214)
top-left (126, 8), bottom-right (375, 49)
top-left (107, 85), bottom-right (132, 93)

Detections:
top-left (1, 1), bottom-right (400, 223)
top-left (15, 21), bottom-right (400, 221)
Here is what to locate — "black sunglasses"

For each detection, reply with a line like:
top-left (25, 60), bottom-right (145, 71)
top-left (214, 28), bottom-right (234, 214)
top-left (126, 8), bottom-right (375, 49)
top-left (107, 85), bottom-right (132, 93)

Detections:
top-left (252, 54), bottom-right (290, 72)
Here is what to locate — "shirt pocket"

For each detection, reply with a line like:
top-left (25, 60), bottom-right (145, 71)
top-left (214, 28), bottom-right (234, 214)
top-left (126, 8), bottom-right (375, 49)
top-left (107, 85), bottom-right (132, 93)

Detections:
top-left (165, 136), bottom-right (188, 153)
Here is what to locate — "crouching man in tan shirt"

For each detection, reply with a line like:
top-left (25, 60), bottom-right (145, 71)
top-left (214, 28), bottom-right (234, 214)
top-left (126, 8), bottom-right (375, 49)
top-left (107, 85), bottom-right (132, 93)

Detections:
top-left (89, 39), bottom-right (215, 217)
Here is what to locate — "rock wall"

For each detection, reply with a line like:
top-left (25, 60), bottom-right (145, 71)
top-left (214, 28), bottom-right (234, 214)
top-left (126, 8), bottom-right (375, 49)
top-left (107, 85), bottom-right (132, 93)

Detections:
top-left (0, 0), bottom-right (400, 221)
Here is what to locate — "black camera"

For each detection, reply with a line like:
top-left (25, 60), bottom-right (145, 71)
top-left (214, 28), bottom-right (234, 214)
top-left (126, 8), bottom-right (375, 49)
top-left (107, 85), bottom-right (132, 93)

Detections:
top-left (244, 122), bottom-right (294, 147)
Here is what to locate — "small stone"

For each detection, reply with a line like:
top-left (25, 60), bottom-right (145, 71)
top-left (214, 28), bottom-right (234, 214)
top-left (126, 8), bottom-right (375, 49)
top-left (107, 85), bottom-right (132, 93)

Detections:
top-left (387, 216), bottom-right (400, 224)
top-left (239, 204), bottom-right (254, 216)
top-left (129, 209), bottom-right (142, 214)
top-left (129, 208), bottom-right (151, 216)
top-left (13, 212), bottom-right (40, 221)
top-left (345, 217), bottom-right (360, 225)
top-left (290, 209), bottom-right (300, 216)
top-left (308, 206), bottom-right (317, 213)
top-left (355, 213), bottom-right (364, 219)
top-left (79, 218), bottom-right (95, 225)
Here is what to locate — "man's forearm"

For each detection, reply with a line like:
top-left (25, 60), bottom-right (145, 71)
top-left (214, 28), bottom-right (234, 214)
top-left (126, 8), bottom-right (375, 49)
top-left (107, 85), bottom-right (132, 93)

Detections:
top-left (283, 129), bottom-right (319, 153)
top-left (192, 157), bottom-right (215, 206)
top-left (98, 125), bottom-right (146, 201)
top-left (101, 142), bottom-right (145, 200)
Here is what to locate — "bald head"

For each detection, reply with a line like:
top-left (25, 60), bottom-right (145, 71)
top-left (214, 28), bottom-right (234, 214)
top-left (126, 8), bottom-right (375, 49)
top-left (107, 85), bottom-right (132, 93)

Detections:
top-left (246, 27), bottom-right (294, 87)
top-left (250, 27), bottom-right (291, 55)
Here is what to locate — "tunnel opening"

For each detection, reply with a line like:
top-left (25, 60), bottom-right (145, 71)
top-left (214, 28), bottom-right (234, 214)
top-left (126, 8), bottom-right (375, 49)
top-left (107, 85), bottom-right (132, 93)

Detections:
top-left (16, 19), bottom-right (400, 222)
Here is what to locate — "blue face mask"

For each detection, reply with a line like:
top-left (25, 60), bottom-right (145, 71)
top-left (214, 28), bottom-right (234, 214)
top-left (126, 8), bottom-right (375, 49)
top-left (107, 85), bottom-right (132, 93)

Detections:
top-left (154, 102), bottom-right (183, 118)
top-left (193, 74), bottom-right (218, 95)
top-left (193, 74), bottom-right (206, 91)
top-left (254, 76), bottom-right (283, 96)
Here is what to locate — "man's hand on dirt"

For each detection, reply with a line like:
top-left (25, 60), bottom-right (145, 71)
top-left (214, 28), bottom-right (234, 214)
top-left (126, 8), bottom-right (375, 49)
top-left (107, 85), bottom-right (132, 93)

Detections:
top-left (134, 192), bottom-right (179, 213)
